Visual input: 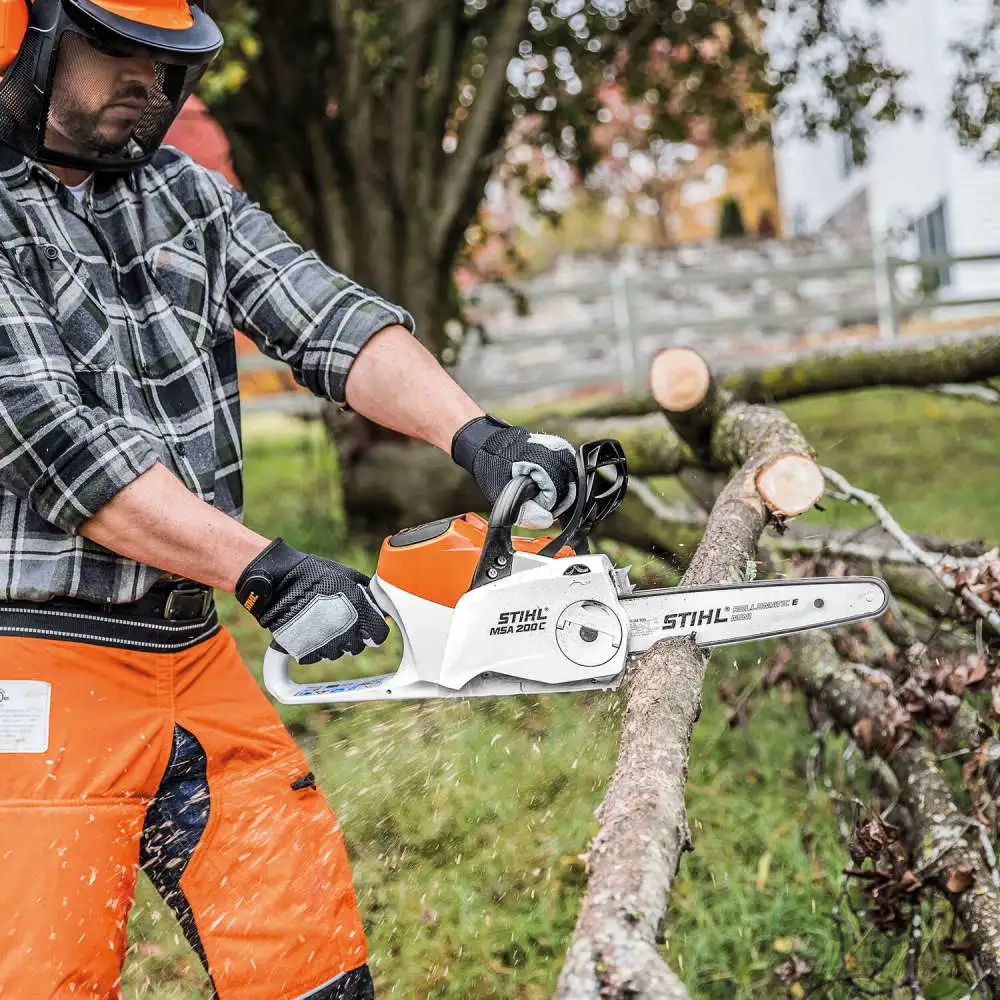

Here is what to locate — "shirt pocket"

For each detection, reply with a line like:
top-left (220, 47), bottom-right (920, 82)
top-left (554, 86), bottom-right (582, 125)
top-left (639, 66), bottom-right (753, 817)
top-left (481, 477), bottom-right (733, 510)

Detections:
top-left (147, 227), bottom-right (228, 351)
top-left (9, 238), bottom-right (115, 372)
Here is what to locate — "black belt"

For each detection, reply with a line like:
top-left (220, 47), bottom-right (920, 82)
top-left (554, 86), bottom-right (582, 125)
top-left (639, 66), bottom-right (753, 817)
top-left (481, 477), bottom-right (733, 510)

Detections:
top-left (130, 580), bottom-right (215, 621)
top-left (42, 580), bottom-right (215, 622)
top-left (0, 580), bottom-right (219, 653)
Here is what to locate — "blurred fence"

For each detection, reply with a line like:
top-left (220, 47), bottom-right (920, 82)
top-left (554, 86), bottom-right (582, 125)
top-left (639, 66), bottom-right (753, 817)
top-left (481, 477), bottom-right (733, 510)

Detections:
top-left (238, 236), bottom-right (1000, 414)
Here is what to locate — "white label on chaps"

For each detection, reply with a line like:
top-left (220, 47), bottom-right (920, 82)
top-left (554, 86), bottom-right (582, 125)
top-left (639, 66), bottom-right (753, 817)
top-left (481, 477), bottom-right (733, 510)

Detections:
top-left (0, 681), bottom-right (51, 753)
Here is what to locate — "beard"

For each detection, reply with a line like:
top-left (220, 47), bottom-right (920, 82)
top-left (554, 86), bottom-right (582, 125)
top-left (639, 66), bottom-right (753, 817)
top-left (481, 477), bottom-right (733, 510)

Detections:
top-left (47, 82), bottom-right (164, 157)
top-left (49, 104), bottom-right (134, 155)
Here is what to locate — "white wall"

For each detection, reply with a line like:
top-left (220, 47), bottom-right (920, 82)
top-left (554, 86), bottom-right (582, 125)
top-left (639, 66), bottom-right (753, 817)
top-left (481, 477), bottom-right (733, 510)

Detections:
top-left (772, 0), bottom-right (1000, 299)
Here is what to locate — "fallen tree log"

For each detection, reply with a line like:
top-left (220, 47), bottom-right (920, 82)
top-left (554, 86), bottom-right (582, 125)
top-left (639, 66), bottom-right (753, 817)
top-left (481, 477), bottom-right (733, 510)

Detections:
top-left (723, 329), bottom-right (1000, 406)
top-left (338, 415), bottom-right (693, 532)
top-left (556, 398), bottom-right (821, 997)
top-left (534, 328), bottom-right (1000, 420)
top-left (650, 347), bottom-right (825, 516)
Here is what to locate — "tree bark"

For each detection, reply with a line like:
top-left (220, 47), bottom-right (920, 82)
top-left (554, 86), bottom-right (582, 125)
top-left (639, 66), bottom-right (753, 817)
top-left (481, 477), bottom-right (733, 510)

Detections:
top-left (723, 329), bottom-right (1000, 405)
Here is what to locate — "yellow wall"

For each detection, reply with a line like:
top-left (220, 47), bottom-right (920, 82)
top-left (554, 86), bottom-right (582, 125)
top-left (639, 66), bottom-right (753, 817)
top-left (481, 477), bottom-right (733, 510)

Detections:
top-left (669, 142), bottom-right (782, 243)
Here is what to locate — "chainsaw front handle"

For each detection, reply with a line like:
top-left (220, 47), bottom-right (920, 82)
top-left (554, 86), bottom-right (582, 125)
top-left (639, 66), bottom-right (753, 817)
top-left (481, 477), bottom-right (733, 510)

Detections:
top-left (470, 475), bottom-right (539, 590)
top-left (261, 577), bottom-right (412, 704)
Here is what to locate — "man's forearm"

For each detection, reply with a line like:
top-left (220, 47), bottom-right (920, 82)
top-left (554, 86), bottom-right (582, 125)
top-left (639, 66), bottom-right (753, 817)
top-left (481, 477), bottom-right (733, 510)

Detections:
top-left (345, 325), bottom-right (484, 452)
top-left (82, 325), bottom-right (479, 589)
top-left (81, 463), bottom-right (270, 592)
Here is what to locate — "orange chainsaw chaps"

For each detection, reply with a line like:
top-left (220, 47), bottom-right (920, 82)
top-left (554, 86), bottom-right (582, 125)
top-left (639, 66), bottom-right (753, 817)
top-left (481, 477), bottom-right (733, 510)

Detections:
top-left (169, 628), bottom-right (369, 1000)
top-left (376, 512), bottom-right (574, 608)
top-left (0, 629), bottom-right (368, 1000)
top-left (0, 800), bottom-right (143, 998)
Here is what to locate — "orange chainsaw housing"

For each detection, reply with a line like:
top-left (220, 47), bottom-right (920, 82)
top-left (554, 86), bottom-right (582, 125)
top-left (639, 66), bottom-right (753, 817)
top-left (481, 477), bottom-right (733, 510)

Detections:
top-left (376, 512), bottom-right (574, 609)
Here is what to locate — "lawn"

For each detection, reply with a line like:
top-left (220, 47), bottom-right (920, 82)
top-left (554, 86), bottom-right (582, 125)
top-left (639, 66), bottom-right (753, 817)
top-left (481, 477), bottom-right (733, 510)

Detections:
top-left (121, 387), bottom-right (1000, 999)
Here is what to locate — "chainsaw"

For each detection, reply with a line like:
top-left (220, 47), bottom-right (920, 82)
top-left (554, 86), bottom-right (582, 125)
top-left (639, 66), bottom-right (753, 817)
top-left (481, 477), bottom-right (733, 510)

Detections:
top-left (263, 440), bottom-right (889, 704)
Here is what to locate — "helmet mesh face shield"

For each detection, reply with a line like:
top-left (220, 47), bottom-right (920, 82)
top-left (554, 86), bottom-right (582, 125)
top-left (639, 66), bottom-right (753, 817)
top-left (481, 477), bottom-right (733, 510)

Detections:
top-left (43, 30), bottom-right (197, 165)
top-left (0, 0), bottom-right (222, 172)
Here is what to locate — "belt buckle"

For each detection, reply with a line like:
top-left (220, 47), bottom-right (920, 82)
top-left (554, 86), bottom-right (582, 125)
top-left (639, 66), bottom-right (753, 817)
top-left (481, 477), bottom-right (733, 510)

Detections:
top-left (164, 585), bottom-right (212, 622)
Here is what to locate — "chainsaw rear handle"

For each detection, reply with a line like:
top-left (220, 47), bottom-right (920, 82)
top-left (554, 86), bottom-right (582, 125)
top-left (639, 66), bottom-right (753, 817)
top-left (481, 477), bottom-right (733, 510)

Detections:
top-left (262, 575), bottom-right (400, 704)
top-left (470, 438), bottom-right (629, 590)
top-left (263, 643), bottom-right (299, 703)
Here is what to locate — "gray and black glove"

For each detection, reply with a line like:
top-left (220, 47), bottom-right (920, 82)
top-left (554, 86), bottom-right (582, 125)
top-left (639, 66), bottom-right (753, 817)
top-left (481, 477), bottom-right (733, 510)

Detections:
top-left (452, 414), bottom-right (577, 529)
top-left (236, 539), bottom-right (389, 664)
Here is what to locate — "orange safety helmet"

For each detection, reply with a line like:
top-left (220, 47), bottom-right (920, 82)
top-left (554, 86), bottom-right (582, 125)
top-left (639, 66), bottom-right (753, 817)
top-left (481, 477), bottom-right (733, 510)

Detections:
top-left (0, 0), bottom-right (222, 171)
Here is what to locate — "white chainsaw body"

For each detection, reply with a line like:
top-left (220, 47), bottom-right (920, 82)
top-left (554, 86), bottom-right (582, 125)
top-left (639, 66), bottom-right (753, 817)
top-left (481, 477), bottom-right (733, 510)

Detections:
top-left (263, 553), bottom-right (630, 704)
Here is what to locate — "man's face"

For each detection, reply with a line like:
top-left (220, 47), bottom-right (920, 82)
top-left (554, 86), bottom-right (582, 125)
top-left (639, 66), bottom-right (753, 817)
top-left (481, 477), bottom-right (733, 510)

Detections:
top-left (46, 32), bottom-right (158, 157)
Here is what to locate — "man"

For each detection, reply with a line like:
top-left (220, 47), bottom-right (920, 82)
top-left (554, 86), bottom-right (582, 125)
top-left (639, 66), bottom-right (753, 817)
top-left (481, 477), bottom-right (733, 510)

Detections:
top-left (0, 3), bottom-right (579, 998)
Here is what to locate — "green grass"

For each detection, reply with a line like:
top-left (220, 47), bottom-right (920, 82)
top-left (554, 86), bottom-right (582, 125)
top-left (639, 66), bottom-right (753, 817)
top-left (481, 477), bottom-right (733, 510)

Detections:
top-left (786, 388), bottom-right (1000, 544)
top-left (122, 389), bottom-right (1000, 999)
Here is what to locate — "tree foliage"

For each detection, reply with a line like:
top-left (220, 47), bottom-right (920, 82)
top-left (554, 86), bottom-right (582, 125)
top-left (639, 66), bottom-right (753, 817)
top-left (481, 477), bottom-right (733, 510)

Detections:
top-left (204, 0), bottom-right (998, 357)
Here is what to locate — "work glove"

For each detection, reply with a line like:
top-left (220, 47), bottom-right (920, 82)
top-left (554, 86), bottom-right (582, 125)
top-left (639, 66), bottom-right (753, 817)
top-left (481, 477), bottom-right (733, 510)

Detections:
top-left (452, 414), bottom-right (577, 529)
top-left (236, 539), bottom-right (389, 663)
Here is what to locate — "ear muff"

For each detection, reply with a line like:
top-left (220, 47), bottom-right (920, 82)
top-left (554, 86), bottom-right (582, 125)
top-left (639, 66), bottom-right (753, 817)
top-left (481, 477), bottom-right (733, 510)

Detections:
top-left (0, 1), bottom-right (29, 74)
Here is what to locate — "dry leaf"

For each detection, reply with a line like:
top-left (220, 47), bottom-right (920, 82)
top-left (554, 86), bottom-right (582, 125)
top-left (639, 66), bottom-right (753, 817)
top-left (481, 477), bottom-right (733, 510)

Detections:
top-left (848, 814), bottom-right (899, 864)
top-left (946, 865), bottom-right (974, 894)
top-left (853, 716), bottom-right (874, 754)
top-left (968, 656), bottom-right (989, 686)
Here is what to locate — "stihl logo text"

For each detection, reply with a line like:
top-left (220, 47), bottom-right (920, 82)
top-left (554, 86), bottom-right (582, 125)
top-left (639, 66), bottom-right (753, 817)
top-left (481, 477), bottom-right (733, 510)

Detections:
top-left (663, 608), bottom-right (730, 631)
top-left (491, 608), bottom-right (549, 635)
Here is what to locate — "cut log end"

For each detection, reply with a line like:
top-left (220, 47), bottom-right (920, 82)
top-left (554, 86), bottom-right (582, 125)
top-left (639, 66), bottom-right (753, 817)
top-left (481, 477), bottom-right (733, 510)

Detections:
top-left (650, 348), bottom-right (712, 413)
top-left (756, 455), bottom-right (825, 516)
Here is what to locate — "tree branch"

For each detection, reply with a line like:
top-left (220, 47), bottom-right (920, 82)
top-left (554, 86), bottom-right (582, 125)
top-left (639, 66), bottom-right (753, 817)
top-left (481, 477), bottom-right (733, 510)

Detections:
top-left (391, 0), bottom-right (439, 200)
top-left (542, 329), bottom-right (1000, 421)
top-left (822, 467), bottom-right (1000, 635)
top-left (786, 627), bottom-right (1000, 992)
top-left (431, 0), bottom-right (530, 257)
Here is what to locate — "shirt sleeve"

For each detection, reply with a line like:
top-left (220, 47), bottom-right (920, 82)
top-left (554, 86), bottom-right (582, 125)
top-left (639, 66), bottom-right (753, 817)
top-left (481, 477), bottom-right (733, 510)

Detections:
top-left (0, 256), bottom-right (161, 535)
top-left (223, 190), bottom-right (415, 406)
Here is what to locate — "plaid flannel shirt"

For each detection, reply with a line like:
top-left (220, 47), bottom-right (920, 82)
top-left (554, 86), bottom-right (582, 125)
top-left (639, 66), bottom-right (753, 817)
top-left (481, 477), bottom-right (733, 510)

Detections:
top-left (0, 144), bottom-right (413, 603)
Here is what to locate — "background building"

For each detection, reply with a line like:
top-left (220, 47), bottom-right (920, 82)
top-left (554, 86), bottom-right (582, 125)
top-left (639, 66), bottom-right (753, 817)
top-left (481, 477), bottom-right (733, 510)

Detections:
top-left (773, 0), bottom-right (1000, 299)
